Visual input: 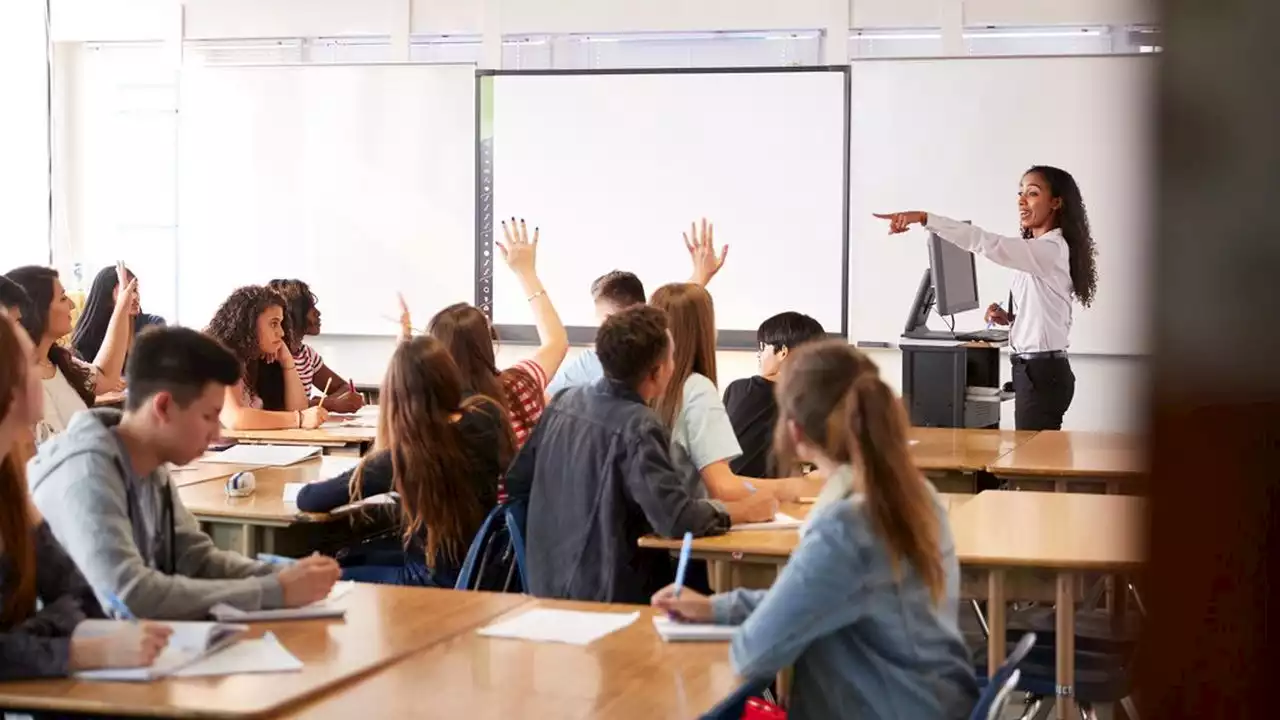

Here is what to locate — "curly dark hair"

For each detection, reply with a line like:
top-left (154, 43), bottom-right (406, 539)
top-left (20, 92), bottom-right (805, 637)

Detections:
top-left (266, 278), bottom-right (317, 350)
top-left (1023, 165), bottom-right (1098, 308)
top-left (204, 285), bottom-right (294, 408)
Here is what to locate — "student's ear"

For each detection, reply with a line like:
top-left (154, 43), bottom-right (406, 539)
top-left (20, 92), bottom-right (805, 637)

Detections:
top-left (777, 346), bottom-right (789, 362)
top-left (152, 391), bottom-right (174, 423)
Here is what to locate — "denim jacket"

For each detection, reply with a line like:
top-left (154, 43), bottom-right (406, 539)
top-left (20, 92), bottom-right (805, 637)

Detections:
top-left (505, 378), bottom-right (730, 604)
top-left (710, 466), bottom-right (978, 720)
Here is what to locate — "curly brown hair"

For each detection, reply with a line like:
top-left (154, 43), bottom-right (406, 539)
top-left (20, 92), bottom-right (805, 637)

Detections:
top-left (204, 285), bottom-right (294, 404)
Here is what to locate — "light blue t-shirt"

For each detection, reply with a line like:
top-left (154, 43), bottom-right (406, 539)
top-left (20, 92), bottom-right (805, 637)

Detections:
top-left (547, 349), bottom-right (605, 397)
top-left (671, 373), bottom-right (742, 470)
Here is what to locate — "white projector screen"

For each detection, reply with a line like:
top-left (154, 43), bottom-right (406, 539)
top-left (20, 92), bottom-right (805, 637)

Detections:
top-left (847, 56), bottom-right (1155, 356)
top-left (177, 63), bottom-right (477, 335)
top-left (480, 69), bottom-right (849, 348)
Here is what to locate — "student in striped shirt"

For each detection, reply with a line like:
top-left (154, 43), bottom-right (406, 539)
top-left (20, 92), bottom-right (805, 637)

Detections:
top-left (266, 279), bottom-right (363, 413)
top-left (426, 219), bottom-right (567, 448)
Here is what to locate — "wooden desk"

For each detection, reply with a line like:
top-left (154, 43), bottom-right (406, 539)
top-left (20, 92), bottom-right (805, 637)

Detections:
top-left (0, 586), bottom-right (530, 719)
top-left (951, 491), bottom-right (1146, 719)
top-left (220, 425), bottom-right (378, 456)
top-left (168, 462), bottom-right (256, 488)
top-left (986, 430), bottom-right (1147, 492)
top-left (910, 427), bottom-right (1037, 474)
top-left (279, 600), bottom-right (738, 719)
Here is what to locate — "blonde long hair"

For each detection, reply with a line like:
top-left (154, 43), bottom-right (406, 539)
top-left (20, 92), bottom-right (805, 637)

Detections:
top-left (648, 283), bottom-right (718, 428)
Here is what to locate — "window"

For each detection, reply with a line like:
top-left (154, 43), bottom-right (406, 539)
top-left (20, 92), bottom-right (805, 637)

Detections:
top-left (0, 0), bottom-right (51, 270)
top-left (555, 31), bottom-right (823, 70)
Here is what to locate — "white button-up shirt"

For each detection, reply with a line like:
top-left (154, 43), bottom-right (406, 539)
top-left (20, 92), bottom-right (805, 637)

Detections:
top-left (926, 214), bottom-right (1074, 354)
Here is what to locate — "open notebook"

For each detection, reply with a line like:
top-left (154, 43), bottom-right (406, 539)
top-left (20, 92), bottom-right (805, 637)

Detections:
top-left (729, 512), bottom-right (803, 532)
top-left (652, 616), bottom-right (737, 642)
top-left (210, 581), bottom-right (355, 623)
top-left (197, 445), bottom-right (324, 466)
top-left (74, 621), bottom-right (249, 681)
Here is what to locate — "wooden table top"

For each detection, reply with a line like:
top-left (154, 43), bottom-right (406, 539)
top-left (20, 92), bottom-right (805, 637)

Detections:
top-left (950, 491), bottom-right (1147, 570)
top-left (177, 460), bottom-right (348, 524)
top-left (220, 424), bottom-right (378, 447)
top-left (986, 430), bottom-right (1147, 479)
top-left (0, 586), bottom-right (530, 719)
top-left (278, 599), bottom-right (738, 720)
top-left (908, 427), bottom-right (1038, 473)
top-left (639, 494), bottom-right (975, 559)
top-left (168, 462), bottom-right (255, 488)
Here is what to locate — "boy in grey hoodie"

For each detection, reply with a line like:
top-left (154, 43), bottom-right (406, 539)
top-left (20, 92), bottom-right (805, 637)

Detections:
top-left (29, 326), bottom-right (340, 620)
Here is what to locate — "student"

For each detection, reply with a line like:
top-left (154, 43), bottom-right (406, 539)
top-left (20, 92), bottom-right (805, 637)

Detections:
top-left (0, 275), bottom-right (31, 320)
top-left (29, 326), bottom-right (341, 620)
top-left (205, 285), bottom-right (328, 430)
top-left (5, 266), bottom-right (131, 443)
top-left (724, 312), bottom-right (826, 478)
top-left (427, 219), bottom-right (567, 447)
top-left (545, 218), bottom-right (729, 395)
top-left (295, 336), bottom-right (512, 587)
top-left (876, 165), bottom-right (1098, 430)
top-left (71, 264), bottom-right (167, 362)
top-left (649, 283), bottom-right (808, 501)
top-left (266, 279), bottom-right (363, 413)
top-left (506, 305), bottom-right (776, 604)
top-left (2, 309), bottom-right (173, 679)
top-left (653, 341), bottom-right (978, 720)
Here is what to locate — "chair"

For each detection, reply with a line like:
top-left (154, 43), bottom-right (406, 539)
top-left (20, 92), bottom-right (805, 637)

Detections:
top-left (454, 499), bottom-right (529, 592)
top-left (698, 677), bottom-right (778, 720)
top-left (970, 632), bottom-right (1036, 720)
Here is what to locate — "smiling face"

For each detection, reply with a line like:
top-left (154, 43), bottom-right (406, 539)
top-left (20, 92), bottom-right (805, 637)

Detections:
top-left (1018, 172), bottom-right (1063, 235)
top-left (255, 305), bottom-right (286, 356)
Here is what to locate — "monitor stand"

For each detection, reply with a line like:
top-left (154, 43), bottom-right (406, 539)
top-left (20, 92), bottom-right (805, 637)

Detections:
top-left (901, 268), bottom-right (958, 341)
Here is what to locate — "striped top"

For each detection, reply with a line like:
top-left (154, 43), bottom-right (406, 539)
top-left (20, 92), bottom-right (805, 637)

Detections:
top-left (294, 344), bottom-right (324, 397)
top-left (505, 358), bottom-right (548, 447)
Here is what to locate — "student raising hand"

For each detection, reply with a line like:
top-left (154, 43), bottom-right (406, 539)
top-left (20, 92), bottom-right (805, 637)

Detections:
top-left (685, 217), bottom-right (729, 287)
top-left (497, 217), bottom-right (538, 274)
top-left (397, 292), bottom-right (413, 343)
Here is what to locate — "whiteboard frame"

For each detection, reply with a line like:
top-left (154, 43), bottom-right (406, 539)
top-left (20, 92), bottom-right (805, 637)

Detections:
top-left (474, 66), bottom-right (852, 350)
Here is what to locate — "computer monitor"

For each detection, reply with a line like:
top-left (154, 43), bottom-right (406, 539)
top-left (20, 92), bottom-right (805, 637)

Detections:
top-left (927, 232), bottom-right (979, 316)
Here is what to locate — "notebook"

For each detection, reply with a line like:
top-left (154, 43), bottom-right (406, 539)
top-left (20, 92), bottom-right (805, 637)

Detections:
top-left (209, 582), bottom-right (355, 623)
top-left (652, 616), bottom-right (736, 642)
top-left (170, 632), bottom-right (302, 677)
top-left (198, 445), bottom-right (324, 466)
top-left (477, 608), bottom-right (639, 646)
top-left (74, 621), bottom-right (249, 681)
top-left (729, 512), bottom-right (804, 532)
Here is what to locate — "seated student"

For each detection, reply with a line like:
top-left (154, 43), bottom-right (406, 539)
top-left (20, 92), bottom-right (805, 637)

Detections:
top-left (545, 218), bottom-right (729, 395)
top-left (1, 309), bottom-right (172, 679)
top-left (427, 218), bottom-right (567, 447)
top-left (6, 266), bottom-right (131, 443)
top-left (296, 336), bottom-right (512, 587)
top-left (204, 285), bottom-right (327, 430)
top-left (653, 341), bottom-right (978, 720)
top-left (266, 279), bottom-right (363, 413)
top-left (71, 264), bottom-right (167, 363)
top-left (724, 312), bottom-right (826, 478)
top-left (505, 305), bottom-right (776, 604)
top-left (649, 283), bottom-right (810, 501)
top-left (0, 275), bottom-right (31, 320)
top-left (29, 326), bottom-right (341, 620)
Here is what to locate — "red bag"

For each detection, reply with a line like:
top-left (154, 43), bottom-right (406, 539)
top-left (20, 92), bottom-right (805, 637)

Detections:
top-left (742, 697), bottom-right (787, 719)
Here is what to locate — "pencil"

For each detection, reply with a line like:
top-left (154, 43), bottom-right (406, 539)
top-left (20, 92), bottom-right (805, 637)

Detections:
top-left (320, 378), bottom-right (333, 405)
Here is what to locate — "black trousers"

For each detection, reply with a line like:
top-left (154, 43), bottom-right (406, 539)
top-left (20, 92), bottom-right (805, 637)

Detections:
top-left (1012, 356), bottom-right (1076, 430)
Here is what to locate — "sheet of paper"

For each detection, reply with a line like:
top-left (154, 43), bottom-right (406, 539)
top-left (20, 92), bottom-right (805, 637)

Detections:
top-left (210, 582), bottom-right (355, 623)
top-left (170, 632), bottom-right (303, 678)
top-left (318, 455), bottom-right (361, 478)
top-left (74, 622), bottom-right (234, 681)
top-left (283, 482), bottom-right (305, 503)
top-left (477, 608), bottom-right (639, 646)
top-left (199, 445), bottom-right (324, 466)
top-left (652, 616), bottom-right (736, 642)
top-left (730, 512), bottom-right (803, 532)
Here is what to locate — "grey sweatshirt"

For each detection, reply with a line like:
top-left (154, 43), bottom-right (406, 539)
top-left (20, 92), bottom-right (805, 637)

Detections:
top-left (28, 409), bottom-right (283, 620)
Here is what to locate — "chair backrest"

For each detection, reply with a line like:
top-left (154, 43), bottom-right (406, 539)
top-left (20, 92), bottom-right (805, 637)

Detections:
top-left (986, 669), bottom-right (1020, 720)
top-left (969, 632), bottom-right (1036, 720)
top-left (502, 497), bottom-right (529, 591)
top-left (454, 500), bottom-right (529, 592)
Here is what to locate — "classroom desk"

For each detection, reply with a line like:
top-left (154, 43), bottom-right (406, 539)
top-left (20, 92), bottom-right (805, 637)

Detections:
top-left (178, 461), bottom-right (343, 556)
top-left (168, 462), bottom-right (258, 488)
top-left (219, 424), bottom-right (378, 456)
top-left (278, 599), bottom-right (738, 719)
top-left (986, 430), bottom-right (1147, 493)
top-left (950, 491), bottom-right (1146, 720)
top-left (639, 495), bottom-right (976, 593)
top-left (0, 585), bottom-right (530, 719)
top-left (910, 427), bottom-right (1038, 490)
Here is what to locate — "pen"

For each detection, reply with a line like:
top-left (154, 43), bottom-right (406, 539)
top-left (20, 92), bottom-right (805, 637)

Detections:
top-left (105, 592), bottom-right (137, 622)
top-left (987, 302), bottom-right (1005, 330)
top-left (672, 532), bottom-right (693, 599)
top-left (257, 553), bottom-right (298, 566)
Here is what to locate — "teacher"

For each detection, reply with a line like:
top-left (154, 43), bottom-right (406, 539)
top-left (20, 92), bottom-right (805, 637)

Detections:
top-left (875, 165), bottom-right (1098, 430)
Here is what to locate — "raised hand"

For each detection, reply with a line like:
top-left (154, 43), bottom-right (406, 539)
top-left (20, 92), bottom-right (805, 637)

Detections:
top-left (498, 218), bottom-right (539, 278)
top-left (685, 218), bottom-right (728, 286)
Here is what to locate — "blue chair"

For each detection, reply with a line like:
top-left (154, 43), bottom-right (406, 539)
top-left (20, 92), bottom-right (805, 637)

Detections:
top-left (970, 632), bottom-right (1036, 720)
top-left (455, 499), bottom-right (529, 592)
top-left (698, 677), bottom-right (777, 720)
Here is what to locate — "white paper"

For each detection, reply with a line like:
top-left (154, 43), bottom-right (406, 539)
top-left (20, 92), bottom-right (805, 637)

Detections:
top-left (730, 512), bottom-right (803, 532)
top-left (170, 632), bottom-right (303, 677)
top-left (652, 616), bottom-right (736, 642)
top-left (210, 581), bottom-right (355, 622)
top-left (477, 608), bottom-right (639, 646)
top-left (199, 445), bottom-right (324, 466)
top-left (318, 455), bottom-right (361, 478)
top-left (283, 482), bottom-right (305, 503)
top-left (331, 492), bottom-right (398, 515)
top-left (75, 622), bottom-right (246, 681)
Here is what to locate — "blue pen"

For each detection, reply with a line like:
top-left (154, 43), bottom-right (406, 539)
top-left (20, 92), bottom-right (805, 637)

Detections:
top-left (105, 592), bottom-right (137, 622)
top-left (672, 532), bottom-right (694, 599)
top-left (256, 553), bottom-right (298, 566)
top-left (987, 302), bottom-right (1005, 330)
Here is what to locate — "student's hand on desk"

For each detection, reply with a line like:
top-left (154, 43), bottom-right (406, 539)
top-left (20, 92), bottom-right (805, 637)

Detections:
top-left (685, 217), bottom-right (728, 286)
top-left (498, 217), bottom-right (539, 277)
top-left (985, 303), bottom-right (1011, 326)
top-left (299, 405), bottom-right (329, 429)
top-left (873, 211), bottom-right (928, 234)
top-left (278, 554), bottom-right (341, 607)
top-left (322, 391), bottom-right (364, 413)
top-left (725, 490), bottom-right (778, 525)
top-left (651, 585), bottom-right (714, 623)
top-left (70, 621), bottom-right (173, 670)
